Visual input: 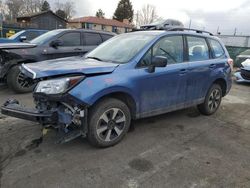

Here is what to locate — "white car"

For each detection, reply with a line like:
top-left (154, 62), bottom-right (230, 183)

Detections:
top-left (234, 59), bottom-right (250, 83)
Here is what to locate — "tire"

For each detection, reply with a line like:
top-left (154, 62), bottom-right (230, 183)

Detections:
top-left (88, 98), bottom-right (131, 147)
top-left (198, 84), bottom-right (222, 115)
top-left (7, 65), bottom-right (35, 93)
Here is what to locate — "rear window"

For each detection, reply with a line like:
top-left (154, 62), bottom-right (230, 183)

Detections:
top-left (84, 33), bottom-right (102, 45)
top-left (209, 39), bottom-right (225, 58)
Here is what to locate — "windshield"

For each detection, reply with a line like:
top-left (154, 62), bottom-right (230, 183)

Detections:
top-left (30, 30), bottom-right (62, 45)
top-left (86, 34), bottom-right (156, 64)
top-left (8, 30), bottom-right (25, 39)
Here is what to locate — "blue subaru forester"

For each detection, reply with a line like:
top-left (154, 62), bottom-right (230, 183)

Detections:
top-left (1, 28), bottom-right (233, 147)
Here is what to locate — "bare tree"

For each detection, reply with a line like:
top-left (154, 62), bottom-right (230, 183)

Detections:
top-left (4, 0), bottom-right (44, 20)
top-left (137, 4), bottom-right (159, 26)
top-left (54, 0), bottom-right (75, 20)
top-left (21, 0), bottom-right (44, 15)
top-left (6, 0), bottom-right (24, 20)
top-left (0, 0), bottom-right (8, 18)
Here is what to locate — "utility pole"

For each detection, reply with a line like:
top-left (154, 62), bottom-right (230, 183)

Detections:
top-left (133, 11), bottom-right (139, 28)
top-left (136, 11), bottom-right (139, 28)
top-left (217, 26), bottom-right (220, 34)
top-left (234, 28), bottom-right (237, 36)
top-left (188, 19), bottom-right (192, 29)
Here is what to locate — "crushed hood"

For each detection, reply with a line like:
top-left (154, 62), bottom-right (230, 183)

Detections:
top-left (0, 42), bottom-right (37, 50)
top-left (0, 38), bottom-right (15, 43)
top-left (21, 56), bottom-right (119, 79)
top-left (242, 67), bottom-right (250, 71)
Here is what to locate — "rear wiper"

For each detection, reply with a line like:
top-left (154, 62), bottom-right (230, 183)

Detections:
top-left (86, 56), bottom-right (103, 61)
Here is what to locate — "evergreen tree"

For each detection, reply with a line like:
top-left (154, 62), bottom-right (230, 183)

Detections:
top-left (113, 0), bottom-right (133, 23)
top-left (55, 9), bottom-right (66, 19)
top-left (41, 0), bottom-right (50, 11)
top-left (96, 9), bottom-right (105, 18)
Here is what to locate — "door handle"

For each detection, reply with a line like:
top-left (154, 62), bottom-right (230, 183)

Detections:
top-left (209, 64), bottom-right (216, 69)
top-left (74, 48), bottom-right (82, 51)
top-left (179, 69), bottom-right (188, 75)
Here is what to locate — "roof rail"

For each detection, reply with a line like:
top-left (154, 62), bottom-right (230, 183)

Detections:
top-left (166, 27), bottom-right (214, 36)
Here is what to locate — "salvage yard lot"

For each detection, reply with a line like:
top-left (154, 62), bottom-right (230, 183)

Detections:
top-left (0, 82), bottom-right (250, 188)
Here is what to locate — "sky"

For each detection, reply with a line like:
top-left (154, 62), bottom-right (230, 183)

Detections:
top-left (53, 0), bottom-right (250, 35)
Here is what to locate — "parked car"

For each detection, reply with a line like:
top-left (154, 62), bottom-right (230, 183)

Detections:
top-left (235, 49), bottom-right (250, 67)
top-left (0, 29), bottom-right (115, 93)
top-left (234, 59), bottom-right (250, 83)
top-left (1, 28), bottom-right (232, 147)
top-left (140, 19), bottom-right (184, 30)
top-left (0, 29), bottom-right (48, 43)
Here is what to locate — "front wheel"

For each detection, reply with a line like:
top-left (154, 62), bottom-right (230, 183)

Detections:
top-left (7, 66), bottom-right (35, 93)
top-left (88, 98), bottom-right (131, 147)
top-left (198, 84), bottom-right (222, 115)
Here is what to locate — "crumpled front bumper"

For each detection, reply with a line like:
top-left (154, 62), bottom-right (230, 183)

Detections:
top-left (234, 71), bottom-right (250, 83)
top-left (1, 97), bottom-right (89, 143)
top-left (1, 99), bottom-right (58, 125)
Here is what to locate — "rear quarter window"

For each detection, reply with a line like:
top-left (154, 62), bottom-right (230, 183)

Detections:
top-left (208, 39), bottom-right (225, 58)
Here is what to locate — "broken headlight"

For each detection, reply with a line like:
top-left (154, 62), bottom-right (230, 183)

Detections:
top-left (35, 76), bottom-right (84, 94)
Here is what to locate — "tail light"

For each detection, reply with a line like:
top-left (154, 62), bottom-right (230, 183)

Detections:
top-left (227, 58), bottom-right (234, 71)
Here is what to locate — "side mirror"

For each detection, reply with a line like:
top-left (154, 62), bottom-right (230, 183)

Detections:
top-left (148, 56), bottom-right (168, 73)
top-left (50, 39), bottom-right (63, 48)
top-left (19, 36), bottom-right (27, 42)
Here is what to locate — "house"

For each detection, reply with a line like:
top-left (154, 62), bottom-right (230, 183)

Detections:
top-left (68, 16), bottom-right (133, 34)
top-left (17, 10), bottom-right (67, 30)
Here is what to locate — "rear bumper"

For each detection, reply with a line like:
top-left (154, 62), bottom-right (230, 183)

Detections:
top-left (1, 100), bottom-right (57, 125)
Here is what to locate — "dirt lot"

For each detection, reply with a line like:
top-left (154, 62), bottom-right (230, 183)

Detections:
top-left (0, 82), bottom-right (250, 188)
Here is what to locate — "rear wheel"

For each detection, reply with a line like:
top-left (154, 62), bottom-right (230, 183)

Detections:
top-left (7, 65), bottom-right (35, 93)
top-left (198, 84), bottom-right (222, 115)
top-left (88, 98), bottom-right (131, 147)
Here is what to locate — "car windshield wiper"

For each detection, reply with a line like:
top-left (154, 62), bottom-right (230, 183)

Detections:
top-left (86, 56), bottom-right (103, 61)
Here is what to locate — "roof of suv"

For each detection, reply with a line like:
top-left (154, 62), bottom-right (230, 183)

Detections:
top-left (54, 29), bottom-right (116, 36)
top-left (130, 28), bottom-right (219, 41)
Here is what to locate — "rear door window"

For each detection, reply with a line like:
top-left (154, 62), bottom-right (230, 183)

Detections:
top-left (187, 36), bottom-right (209, 62)
top-left (101, 34), bottom-right (113, 42)
top-left (59, 32), bottom-right (81, 46)
top-left (208, 39), bottom-right (225, 58)
top-left (84, 33), bottom-right (102, 45)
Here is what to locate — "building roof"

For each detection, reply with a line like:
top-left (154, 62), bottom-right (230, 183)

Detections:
top-left (70, 16), bottom-right (133, 28)
top-left (17, 10), bottom-right (67, 22)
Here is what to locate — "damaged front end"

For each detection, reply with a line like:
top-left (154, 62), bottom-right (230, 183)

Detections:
top-left (0, 43), bottom-right (37, 81)
top-left (234, 59), bottom-right (250, 83)
top-left (1, 76), bottom-right (89, 144)
top-left (234, 65), bottom-right (250, 83)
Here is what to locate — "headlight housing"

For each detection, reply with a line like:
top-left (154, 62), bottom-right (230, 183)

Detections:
top-left (35, 76), bottom-right (84, 94)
